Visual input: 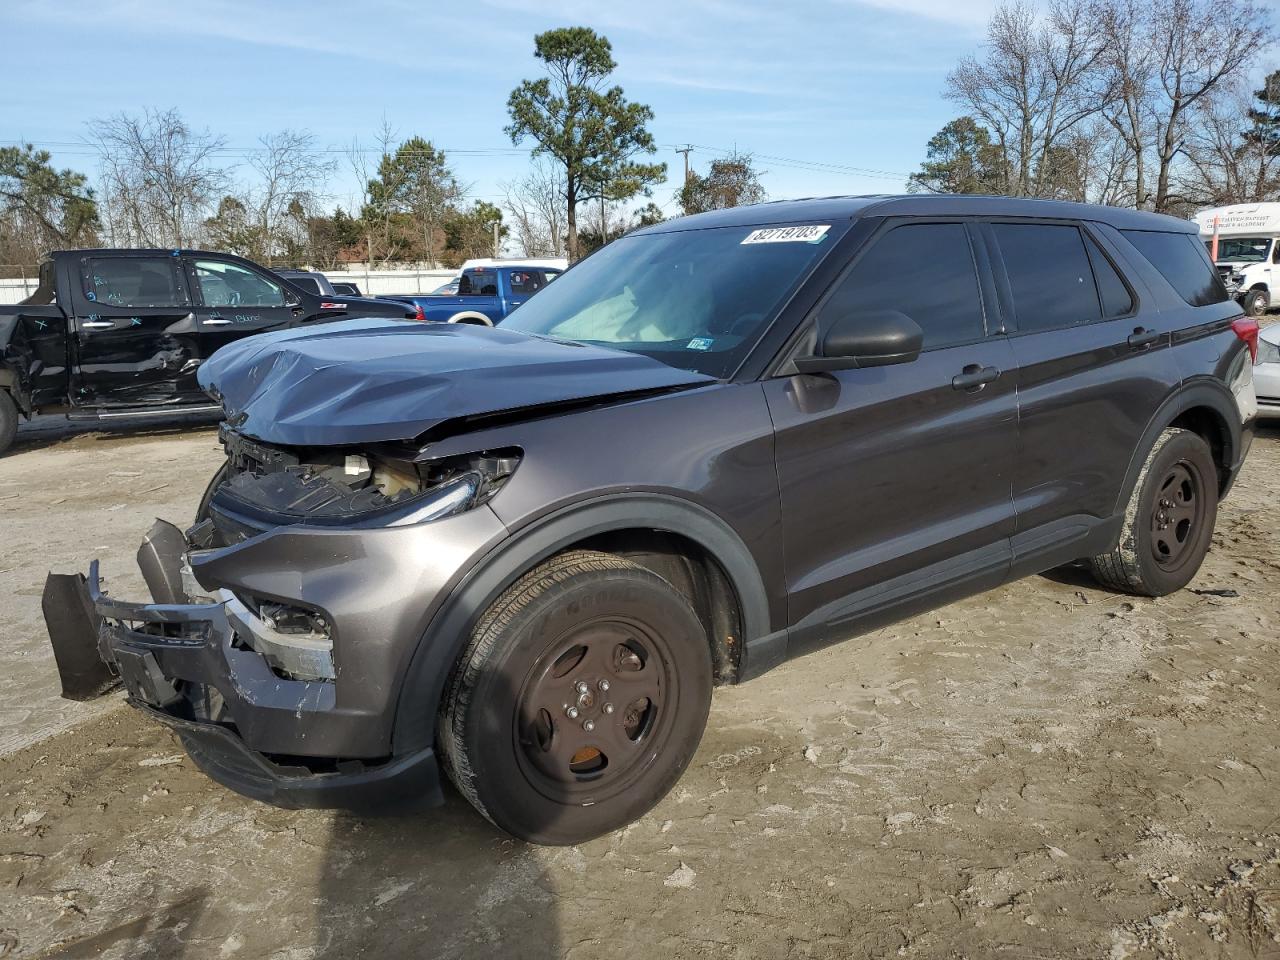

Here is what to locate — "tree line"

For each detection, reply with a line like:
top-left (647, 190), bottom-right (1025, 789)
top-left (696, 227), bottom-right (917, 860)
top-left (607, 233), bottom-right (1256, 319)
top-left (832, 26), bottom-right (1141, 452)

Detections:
top-left (910, 0), bottom-right (1279, 213)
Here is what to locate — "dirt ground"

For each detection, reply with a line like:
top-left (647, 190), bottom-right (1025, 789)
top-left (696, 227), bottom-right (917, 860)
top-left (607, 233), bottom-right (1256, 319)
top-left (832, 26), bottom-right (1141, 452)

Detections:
top-left (1, 414), bottom-right (1279, 960)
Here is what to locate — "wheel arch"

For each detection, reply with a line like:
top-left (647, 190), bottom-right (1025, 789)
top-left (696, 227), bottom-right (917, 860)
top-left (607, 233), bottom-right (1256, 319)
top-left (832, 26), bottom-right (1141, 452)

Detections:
top-left (1114, 379), bottom-right (1243, 515)
top-left (391, 494), bottom-right (770, 756)
top-left (447, 311), bottom-right (494, 326)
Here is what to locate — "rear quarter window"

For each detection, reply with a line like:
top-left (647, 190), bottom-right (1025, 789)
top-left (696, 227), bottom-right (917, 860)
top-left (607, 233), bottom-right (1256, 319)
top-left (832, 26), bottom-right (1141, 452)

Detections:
top-left (1121, 230), bottom-right (1229, 307)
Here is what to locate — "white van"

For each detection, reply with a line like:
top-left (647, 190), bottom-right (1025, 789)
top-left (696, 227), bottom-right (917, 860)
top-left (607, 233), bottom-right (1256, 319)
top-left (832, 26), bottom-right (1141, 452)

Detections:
top-left (1194, 202), bottom-right (1280, 318)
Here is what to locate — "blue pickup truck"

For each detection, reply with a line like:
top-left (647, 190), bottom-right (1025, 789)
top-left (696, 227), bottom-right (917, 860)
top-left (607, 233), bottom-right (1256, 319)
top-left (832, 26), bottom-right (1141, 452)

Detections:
top-left (383, 264), bottom-right (562, 325)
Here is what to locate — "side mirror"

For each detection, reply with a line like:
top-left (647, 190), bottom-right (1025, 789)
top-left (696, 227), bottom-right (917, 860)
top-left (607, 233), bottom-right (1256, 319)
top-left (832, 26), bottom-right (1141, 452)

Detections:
top-left (793, 309), bottom-right (924, 373)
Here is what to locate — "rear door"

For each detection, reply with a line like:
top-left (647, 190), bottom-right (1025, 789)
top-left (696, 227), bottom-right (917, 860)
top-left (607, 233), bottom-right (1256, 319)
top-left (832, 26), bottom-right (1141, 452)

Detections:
top-left (764, 220), bottom-right (1018, 647)
top-left (69, 254), bottom-right (199, 406)
top-left (505, 268), bottom-right (561, 313)
top-left (981, 219), bottom-right (1181, 564)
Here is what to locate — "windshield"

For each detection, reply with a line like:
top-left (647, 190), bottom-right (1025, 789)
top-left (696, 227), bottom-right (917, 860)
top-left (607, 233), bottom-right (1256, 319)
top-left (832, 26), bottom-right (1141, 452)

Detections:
top-left (498, 222), bottom-right (842, 377)
top-left (1210, 237), bottom-right (1273, 262)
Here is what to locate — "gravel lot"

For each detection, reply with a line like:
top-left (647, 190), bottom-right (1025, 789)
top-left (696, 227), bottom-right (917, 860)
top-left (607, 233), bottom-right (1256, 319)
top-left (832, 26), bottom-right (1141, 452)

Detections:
top-left (1, 414), bottom-right (1278, 959)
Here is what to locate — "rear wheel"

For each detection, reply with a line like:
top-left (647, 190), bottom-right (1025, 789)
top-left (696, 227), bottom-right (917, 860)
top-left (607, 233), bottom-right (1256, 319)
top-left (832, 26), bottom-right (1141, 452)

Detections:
top-left (439, 550), bottom-right (713, 845)
top-left (1243, 288), bottom-right (1270, 318)
top-left (1088, 428), bottom-right (1217, 596)
top-left (0, 390), bottom-right (18, 456)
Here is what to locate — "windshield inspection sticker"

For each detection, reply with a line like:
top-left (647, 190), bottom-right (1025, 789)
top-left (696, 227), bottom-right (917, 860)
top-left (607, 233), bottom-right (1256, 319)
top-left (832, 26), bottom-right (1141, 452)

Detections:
top-left (741, 224), bottom-right (830, 245)
top-left (687, 337), bottom-right (714, 351)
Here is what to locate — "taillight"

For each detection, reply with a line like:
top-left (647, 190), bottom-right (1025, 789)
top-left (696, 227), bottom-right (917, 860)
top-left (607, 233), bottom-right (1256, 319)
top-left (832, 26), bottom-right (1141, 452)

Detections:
top-left (414, 304), bottom-right (426, 322)
top-left (1231, 317), bottom-right (1260, 363)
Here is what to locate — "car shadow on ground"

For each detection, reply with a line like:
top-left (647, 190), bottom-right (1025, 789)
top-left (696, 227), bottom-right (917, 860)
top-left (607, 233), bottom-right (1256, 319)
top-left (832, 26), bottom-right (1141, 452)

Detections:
top-left (314, 796), bottom-right (563, 960)
top-left (10, 412), bottom-right (222, 456)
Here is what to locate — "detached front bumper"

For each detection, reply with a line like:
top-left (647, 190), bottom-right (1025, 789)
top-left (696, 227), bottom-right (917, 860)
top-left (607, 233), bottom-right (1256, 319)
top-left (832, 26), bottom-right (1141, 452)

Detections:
top-left (42, 506), bottom-right (507, 811)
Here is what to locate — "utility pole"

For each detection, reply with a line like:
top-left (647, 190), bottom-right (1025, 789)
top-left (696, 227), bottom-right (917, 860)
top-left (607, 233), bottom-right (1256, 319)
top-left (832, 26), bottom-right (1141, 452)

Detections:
top-left (676, 145), bottom-right (694, 183)
top-left (492, 220), bottom-right (501, 258)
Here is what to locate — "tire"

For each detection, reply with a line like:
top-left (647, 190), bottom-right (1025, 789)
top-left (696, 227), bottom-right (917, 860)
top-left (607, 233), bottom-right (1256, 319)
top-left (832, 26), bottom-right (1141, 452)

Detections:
top-left (439, 549), bottom-right (713, 845)
top-left (195, 458), bottom-right (231, 523)
top-left (1242, 288), bottom-right (1270, 318)
top-left (1088, 428), bottom-right (1218, 597)
top-left (0, 390), bottom-right (18, 457)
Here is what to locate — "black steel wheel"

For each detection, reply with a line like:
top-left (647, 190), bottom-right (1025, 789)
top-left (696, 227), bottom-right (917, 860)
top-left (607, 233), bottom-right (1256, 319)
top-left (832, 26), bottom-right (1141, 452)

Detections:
top-left (1089, 428), bottom-right (1218, 596)
top-left (439, 550), bottom-right (712, 845)
top-left (1147, 461), bottom-right (1207, 573)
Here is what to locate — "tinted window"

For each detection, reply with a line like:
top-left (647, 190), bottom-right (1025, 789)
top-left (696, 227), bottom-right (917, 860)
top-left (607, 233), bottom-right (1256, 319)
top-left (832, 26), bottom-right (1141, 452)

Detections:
top-left (1122, 230), bottom-right (1229, 307)
top-left (288, 277), bottom-right (322, 295)
top-left (193, 260), bottom-right (286, 308)
top-left (818, 223), bottom-right (985, 349)
top-left (992, 224), bottom-right (1100, 332)
top-left (500, 223), bottom-right (841, 377)
top-left (1085, 235), bottom-right (1134, 318)
top-left (85, 258), bottom-right (186, 308)
top-left (508, 269), bottom-right (560, 296)
top-left (459, 269), bottom-right (499, 296)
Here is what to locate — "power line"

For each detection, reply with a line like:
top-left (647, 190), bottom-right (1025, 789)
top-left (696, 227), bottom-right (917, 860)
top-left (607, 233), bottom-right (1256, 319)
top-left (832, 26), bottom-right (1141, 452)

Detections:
top-left (3, 138), bottom-right (912, 182)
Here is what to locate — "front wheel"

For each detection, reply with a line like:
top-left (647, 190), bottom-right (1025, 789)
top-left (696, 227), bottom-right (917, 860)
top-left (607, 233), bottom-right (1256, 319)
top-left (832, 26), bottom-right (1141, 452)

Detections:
top-left (1242, 288), bottom-right (1270, 318)
top-left (1088, 428), bottom-right (1218, 596)
top-left (439, 550), bottom-right (713, 845)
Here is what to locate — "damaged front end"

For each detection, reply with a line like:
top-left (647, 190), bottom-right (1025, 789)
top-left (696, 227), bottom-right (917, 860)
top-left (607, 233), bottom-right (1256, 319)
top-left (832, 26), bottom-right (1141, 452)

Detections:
top-left (42, 426), bottom-right (515, 812)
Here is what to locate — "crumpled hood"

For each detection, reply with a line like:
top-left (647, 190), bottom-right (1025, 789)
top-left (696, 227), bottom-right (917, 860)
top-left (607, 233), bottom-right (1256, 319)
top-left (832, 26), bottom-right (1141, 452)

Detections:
top-left (198, 318), bottom-right (715, 446)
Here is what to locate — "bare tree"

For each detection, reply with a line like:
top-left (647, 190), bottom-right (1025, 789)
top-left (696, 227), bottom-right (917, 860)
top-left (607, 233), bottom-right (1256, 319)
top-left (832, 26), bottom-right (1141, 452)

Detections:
top-left (244, 130), bottom-right (335, 262)
top-left (503, 158), bottom-right (566, 258)
top-left (1180, 81), bottom-right (1280, 207)
top-left (1093, 0), bottom-right (1273, 212)
top-left (947, 0), bottom-right (1110, 197)
top-left (89, 108), bottom-right (228, 246)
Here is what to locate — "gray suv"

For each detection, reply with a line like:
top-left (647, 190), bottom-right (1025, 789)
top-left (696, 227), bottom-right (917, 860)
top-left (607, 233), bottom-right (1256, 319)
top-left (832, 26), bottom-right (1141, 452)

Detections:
top-left (45, 196), bottom-right (1259, 845)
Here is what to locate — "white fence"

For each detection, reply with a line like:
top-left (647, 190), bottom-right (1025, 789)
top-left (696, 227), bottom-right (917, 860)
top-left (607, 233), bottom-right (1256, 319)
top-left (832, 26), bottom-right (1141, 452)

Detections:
top-left (0, 267), bottom-right (459, 305)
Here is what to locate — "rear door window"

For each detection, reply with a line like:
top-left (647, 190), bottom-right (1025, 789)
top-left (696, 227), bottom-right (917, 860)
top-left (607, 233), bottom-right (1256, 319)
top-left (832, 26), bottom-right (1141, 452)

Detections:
top-left (193, 260), bottom-right (287, 307)
top-left (508, 270), bottom-right (560, 295)
top-left (84, 257), bottom-right (187, 308)
top-left (992, 223), bottom-right (1101, 332)
top-left (1084, 235), bottom-right (1135, 318)
top-left (818, 222), bottom-right (987, 350)
top-left (1121, 230), bottom-right (1229, 307)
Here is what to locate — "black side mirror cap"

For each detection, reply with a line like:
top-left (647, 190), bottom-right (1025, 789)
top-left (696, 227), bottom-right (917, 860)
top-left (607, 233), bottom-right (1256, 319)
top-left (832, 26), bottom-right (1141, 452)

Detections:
top-left (794, 309), bottom-right (925, 373)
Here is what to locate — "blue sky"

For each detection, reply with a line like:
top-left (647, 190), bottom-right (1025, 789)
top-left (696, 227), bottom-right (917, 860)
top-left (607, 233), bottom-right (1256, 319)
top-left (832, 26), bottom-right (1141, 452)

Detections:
top-left (3, 0), bottom-right (1048, 215)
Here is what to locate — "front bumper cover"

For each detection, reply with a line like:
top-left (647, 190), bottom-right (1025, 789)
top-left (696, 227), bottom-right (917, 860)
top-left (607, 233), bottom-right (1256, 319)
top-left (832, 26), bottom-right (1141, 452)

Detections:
top-left (41, 526), bottom-right (448, 812)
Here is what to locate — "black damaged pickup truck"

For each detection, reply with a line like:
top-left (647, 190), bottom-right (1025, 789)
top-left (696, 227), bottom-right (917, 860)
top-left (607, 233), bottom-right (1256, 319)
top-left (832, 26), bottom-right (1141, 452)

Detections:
top-left (0, 248), bottom-right (416, 455)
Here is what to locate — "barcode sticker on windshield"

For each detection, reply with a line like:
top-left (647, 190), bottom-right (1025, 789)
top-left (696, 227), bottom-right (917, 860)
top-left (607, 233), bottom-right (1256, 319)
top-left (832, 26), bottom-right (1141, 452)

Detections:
top-left (741, 225), bottom-right (830, 245)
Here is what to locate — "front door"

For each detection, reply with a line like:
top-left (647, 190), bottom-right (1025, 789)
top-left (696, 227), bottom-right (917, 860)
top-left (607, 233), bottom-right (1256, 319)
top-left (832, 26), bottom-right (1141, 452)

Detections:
top-left (183, 257), bottom-right (303, 384)
top-left (69, 254), bottom-right (199, 406)
top-left (764, 220), bottom-right (1019, 648)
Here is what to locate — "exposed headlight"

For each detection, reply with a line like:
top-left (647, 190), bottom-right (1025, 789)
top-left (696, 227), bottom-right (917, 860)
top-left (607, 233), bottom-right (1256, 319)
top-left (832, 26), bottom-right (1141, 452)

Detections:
top-left (1258, 338), bottom-right (1280, 365)
top-left (212, 448), bottom-right (521, 529)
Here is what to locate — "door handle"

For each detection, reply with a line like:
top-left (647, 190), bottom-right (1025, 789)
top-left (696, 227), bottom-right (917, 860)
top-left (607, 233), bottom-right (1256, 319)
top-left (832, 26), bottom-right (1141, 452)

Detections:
top-left (203, 318), bottom-right (233, 326)
top-left (1128, 327), bottom-right (1160, 349)
top-left (81, 319), bottom-right (115, 330)
top-left (952, 364), bottom-right (1000, 390)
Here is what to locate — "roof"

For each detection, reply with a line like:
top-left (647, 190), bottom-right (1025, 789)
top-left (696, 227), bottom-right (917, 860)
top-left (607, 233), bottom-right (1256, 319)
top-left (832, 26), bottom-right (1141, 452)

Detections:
top-left (636, 195), bottom-right (1197, 235)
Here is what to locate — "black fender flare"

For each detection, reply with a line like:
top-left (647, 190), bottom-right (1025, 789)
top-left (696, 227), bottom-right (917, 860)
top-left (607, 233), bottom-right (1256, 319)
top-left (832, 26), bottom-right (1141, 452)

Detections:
top-left (1112, 377), bottom-right (1244, 516)
top-left (390, 493), bottom-right (770, 755)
